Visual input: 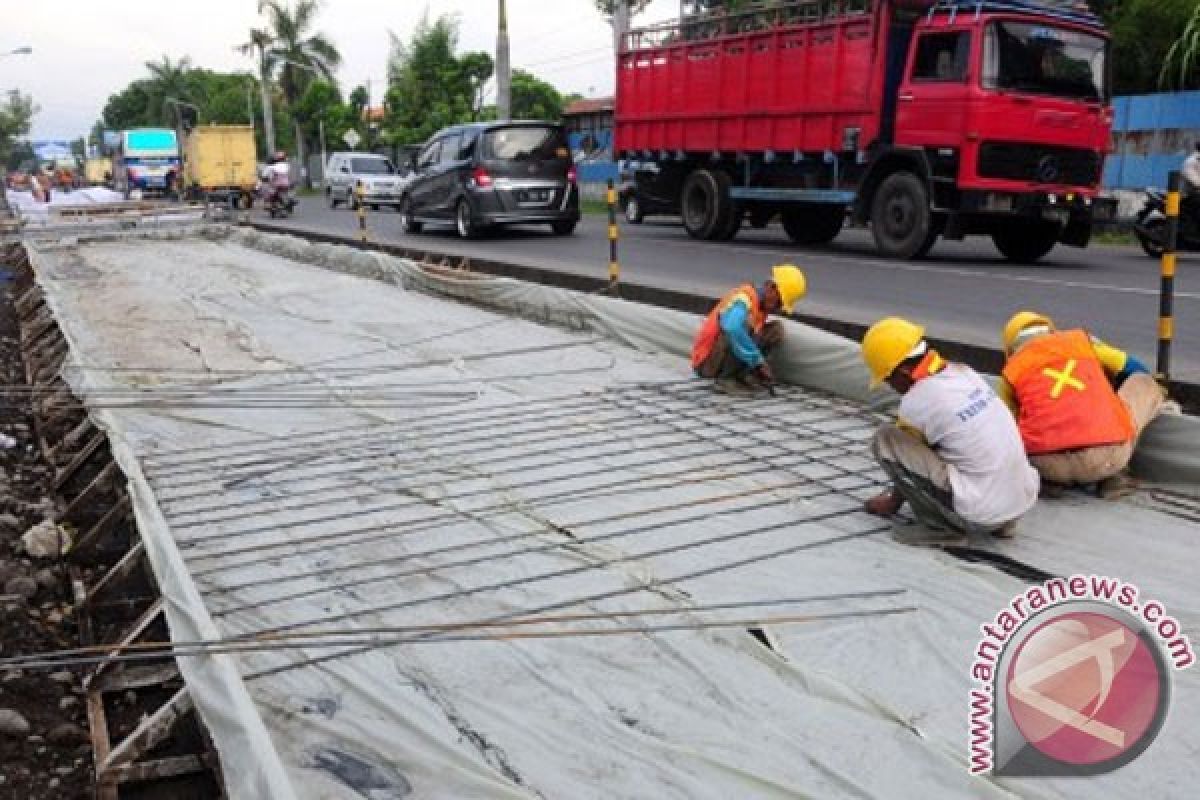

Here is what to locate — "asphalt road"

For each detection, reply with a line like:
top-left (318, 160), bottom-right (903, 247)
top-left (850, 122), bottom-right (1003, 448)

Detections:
top-left (262, 199), bottom-right (1200, 382)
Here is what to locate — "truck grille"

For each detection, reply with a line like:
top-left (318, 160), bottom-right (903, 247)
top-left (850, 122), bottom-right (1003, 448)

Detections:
top-left (977, 143), bottom-right (1100, 187)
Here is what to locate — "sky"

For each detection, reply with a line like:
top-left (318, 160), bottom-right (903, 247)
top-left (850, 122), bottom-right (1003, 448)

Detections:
top-left (6, 0), bottom-right (680, 140)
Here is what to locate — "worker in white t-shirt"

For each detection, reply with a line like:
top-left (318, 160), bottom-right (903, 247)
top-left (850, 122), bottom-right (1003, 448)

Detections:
top-left (860, 317), bottom-right (1039, 546)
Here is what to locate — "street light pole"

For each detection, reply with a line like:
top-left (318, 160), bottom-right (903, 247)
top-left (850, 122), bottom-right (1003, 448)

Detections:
top-left (496, 0), bottom-right (511, 120)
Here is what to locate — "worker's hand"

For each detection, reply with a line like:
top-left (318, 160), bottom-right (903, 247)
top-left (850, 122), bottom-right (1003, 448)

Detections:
top-left (865, 490), bottom-right (904, 518)
top-left (755, 363), bottom-right (774, 385)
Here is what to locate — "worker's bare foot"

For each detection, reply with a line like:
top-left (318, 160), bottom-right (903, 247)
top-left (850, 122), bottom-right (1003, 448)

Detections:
top-left (865, 491), bottom-right (904, 517)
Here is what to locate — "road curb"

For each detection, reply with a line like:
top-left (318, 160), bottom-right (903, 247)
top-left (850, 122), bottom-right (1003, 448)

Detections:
top-left (246, 220), bottom-right (1200, 412)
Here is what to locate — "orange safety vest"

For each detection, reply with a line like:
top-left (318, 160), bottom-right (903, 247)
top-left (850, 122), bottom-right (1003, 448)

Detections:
top-left (691, 284), bottom-right (764, 369)
top-left (1002, 329), bottom-right (1134, 455)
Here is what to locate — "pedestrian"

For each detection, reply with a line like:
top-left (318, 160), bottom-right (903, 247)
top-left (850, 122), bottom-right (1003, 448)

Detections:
top-left (999, 311), bottom-right (1167, 494)
top-left (862, 317), bottom-right (1039, 545)
top-left (691, 264), bottom-right (806, 394)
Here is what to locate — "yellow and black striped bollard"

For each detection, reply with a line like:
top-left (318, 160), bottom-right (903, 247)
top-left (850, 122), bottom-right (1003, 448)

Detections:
top-left (356, 180), bottom-right (368, 243)
top-left (1157, 170), bottom-right (1181, 381)
top-left (607, 179), bottom-right (620, 286)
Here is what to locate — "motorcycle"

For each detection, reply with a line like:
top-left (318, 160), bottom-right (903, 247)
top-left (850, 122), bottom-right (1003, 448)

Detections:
top-left (258, 180), bottom-right (297, 219)
top-left (1134, 188), bottom-right (1200, 258)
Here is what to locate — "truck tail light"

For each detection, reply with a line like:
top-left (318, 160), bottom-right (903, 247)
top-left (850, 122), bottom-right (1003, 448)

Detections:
top-left (472, 167), bottom-right (493, 188)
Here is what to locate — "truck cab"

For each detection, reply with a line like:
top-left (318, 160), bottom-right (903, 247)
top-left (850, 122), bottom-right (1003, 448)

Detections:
top-left (876, 1), bottom-right (1113, 260)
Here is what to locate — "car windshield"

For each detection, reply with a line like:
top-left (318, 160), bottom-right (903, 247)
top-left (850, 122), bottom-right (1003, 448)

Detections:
top-left (351, 158), bottom-right (394, 174)
top-left (983, 21), bottom-right (1108, 102)
top-left (482, 127), bottom-right (568, 162)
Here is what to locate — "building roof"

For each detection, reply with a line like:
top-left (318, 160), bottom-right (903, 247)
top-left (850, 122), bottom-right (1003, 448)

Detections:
top-left (564, 97), bottom-right (614, 117)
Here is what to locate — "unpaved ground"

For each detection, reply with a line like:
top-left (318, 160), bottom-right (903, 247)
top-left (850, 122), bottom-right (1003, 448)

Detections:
top-left (0, 273), bottom-right (91, 799)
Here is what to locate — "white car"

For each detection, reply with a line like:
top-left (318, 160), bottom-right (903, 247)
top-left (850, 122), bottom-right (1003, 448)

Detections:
top-left (325, 152), bottom-right (409, 211)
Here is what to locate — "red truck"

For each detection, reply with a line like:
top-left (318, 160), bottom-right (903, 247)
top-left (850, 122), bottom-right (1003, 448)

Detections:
top-left (615, 0), bottom-right (1117, 262)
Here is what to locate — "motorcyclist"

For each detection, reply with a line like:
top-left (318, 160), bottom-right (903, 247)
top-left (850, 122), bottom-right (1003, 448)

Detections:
top-left (268, 151), bottom-right (291, 196)
top-left (1183, 141), bottom-right (1200, 228)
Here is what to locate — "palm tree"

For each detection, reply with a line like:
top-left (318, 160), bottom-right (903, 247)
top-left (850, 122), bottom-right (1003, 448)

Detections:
top-left (1161, 4), bottom-right (1200, 89)
top-left (237, 27), bottom-right (278, 153)
top-left (259, 0), bottom-right (341, 178)
top-left (144, 55), bottom-right (194, 124)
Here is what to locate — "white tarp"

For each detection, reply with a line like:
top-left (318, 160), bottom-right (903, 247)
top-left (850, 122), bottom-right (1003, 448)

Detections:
top-left (23, 227), bottom-right (1200, 800)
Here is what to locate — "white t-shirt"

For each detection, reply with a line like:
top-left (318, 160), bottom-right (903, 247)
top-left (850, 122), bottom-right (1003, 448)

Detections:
top-left (899, 364), bottom-right (1039, 528)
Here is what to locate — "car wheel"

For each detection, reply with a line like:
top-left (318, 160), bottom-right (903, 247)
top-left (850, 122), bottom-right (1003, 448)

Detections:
top-left (551, 219), bottom-right (577, 236)
top-left (870, 171), bottom-right (935, 259)
top-left (369, 203), bottom-right (380, 211)
top-left (456, 199), bottom-right (480, 239)
top-left (400, 196), bottom-right (423, 234)
top-left (624, 196), bottom-right (644, 225)
top-left (327, 188), bottom-right (338, 209)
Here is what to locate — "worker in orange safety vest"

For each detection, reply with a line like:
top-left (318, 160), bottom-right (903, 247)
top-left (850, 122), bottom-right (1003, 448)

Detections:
top-left (691, 265), bottom-right (806, 394)
top-left (1000, 311), bottom-right (1168, 493)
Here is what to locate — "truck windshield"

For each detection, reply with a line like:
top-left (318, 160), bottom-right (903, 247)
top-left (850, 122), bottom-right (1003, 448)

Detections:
top-left (982, 21), bottom-right (1108, 102)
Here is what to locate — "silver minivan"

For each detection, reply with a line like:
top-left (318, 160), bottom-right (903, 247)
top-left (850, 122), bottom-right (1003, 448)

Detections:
top-left (325, 152), bottom-right (406, 211)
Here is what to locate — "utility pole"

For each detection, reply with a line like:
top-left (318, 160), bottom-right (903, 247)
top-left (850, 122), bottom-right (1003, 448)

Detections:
top-left (496, 0), bottom-right (512, 120)
top-left (613, 0), bottom-right (630, 56)
top-left (259, 65), bottom-right (277, 156)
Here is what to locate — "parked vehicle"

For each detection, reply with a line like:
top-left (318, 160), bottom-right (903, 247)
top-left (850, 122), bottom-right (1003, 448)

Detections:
top-left (326, 152), bottom-right (405, 211)
top-left (615, 0), bottom-right (1117, 262)
top-left (184, 125), bottom-right (257, 208)
top-left (84, 157), bottom-right (113, 187)
top-left (399, 121), bottom-right (580, 239)
top-left (112, 128), bottom-right (181, 198)
top-left (618, 160), bottom-right (679, 224)
top-left (1135, 189), bottom-right (1200, 258)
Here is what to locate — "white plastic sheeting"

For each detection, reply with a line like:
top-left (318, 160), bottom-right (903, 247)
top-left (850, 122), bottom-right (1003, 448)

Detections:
top-left (24, 228), bottom-right (1200, 799)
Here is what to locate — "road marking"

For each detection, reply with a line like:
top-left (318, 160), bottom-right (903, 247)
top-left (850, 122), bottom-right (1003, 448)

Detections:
top-left (633, 235), bottom-right (1200, 301)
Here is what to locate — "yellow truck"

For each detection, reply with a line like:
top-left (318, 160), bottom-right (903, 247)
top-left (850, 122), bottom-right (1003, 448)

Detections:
top-left (184, 125), bottom-right (257, 208)
top-left (84, 157), bottom-right (112, 186)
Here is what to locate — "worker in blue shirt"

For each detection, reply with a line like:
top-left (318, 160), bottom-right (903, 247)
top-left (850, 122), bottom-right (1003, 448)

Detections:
top-left (691, 265), bottom-right (807, 393)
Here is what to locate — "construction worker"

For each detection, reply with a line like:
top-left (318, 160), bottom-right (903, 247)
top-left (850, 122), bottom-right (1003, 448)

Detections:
top-left (691, 265), bottom-right (806, 393)
top-left (862, 317), bottom-right (1039, 544)
top-left (1000, 312), bottom-right (1165, 491)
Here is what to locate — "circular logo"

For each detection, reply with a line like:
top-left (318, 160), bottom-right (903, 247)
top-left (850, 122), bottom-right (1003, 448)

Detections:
top-left (1005, 611), bottom-right (1168, 769)
top-left (1036, 155), bottom-right (1061, 184)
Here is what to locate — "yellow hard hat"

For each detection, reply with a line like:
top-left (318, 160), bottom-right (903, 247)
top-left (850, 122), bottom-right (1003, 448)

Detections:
top-left (771, 264), bottom-right (807, 314)
top-left (1003, 311), bottom-right (1055, 354)
top-left (862, 317), bottom-right (926, 389)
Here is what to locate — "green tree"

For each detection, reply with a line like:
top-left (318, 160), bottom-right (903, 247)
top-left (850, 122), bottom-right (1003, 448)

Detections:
top-left (1106, 0), bottom-right (1199, 93)
top-left (593, 0), bottom-right (652, 16)
top-left (1162, 2), bottom-right (1200, 89)
top-left (509, 69), bottom-right (565, 120)
top-left (144, 55), bottom-right (195, 119)
top-left (0, 90), bottom-right (38, 169)
top-left (383, 13), bottom-right (494, 145)
top-left (257, 0), bottom-right (341, 176)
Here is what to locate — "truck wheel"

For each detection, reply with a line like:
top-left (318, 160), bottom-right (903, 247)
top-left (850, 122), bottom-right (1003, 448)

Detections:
top-left (682, 169), bottom-right (736, 241)
top-left (993, 222), bottom-right (1058, 263)
top-left (870, 172), bottom-right (935, 259)
top-left (327, 188), bottom-right (339, 209)
top-left (781, 205), bottom-right (844, 245)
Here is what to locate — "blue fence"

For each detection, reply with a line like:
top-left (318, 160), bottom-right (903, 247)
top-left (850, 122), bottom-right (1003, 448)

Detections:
top-left (1105, 90), bottom-right (1200, 190)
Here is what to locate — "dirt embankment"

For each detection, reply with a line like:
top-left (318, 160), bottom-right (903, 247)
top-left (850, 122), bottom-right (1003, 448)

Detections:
top-left (0, 274), bottom-right (91, 799)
